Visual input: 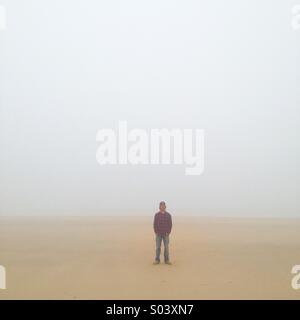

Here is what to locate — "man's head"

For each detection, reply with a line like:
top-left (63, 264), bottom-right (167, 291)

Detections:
top-left (159, 201), bottom-right (166, 213)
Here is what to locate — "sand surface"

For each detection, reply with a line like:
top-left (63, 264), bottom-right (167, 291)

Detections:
top-left (0, 216), bottom-right (300, 299)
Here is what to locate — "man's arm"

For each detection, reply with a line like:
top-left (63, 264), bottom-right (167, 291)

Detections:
top-left (153, 214), bottom-right (158, 234)
top-left (167, 214), bottom-right (172, 234)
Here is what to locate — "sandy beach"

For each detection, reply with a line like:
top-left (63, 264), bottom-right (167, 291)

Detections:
top-left (0, 216), bottom-right (300, 299)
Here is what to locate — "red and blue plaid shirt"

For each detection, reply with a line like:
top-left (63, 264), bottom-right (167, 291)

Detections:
top-left (153, 211), bottom-right (172, 236)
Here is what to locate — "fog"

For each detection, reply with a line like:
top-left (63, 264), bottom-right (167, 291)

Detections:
top-left (0, 0), bottom-right (299, 216)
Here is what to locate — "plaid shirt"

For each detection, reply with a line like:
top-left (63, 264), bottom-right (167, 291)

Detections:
top-left (153, 212), bottom-right (172, 236)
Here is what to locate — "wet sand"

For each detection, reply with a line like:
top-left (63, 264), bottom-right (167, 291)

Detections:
top-left (0, 216), bottom-right (300, 299)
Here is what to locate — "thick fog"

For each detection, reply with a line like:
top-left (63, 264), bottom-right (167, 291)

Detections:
top-left (0, 0), bottom-right (299, 216)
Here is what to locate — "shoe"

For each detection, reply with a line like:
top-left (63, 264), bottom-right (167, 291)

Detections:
top-left (153, 260), bottom-right (160, 265)
top-left (165, 261), bottom-right (172, 265)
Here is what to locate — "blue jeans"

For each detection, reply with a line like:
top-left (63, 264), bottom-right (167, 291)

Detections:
top-left (155, 234), bottom-right (170, 262)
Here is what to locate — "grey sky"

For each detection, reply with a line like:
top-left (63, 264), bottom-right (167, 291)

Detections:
top-left (0, 0), bottom-right (299, 216)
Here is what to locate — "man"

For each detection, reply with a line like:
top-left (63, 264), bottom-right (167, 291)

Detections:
top-left (153, 201), bottom-right (172, 265)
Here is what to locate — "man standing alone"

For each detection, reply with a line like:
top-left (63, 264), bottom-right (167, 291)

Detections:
top-left (153, 201), bottom-right (172, 265)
